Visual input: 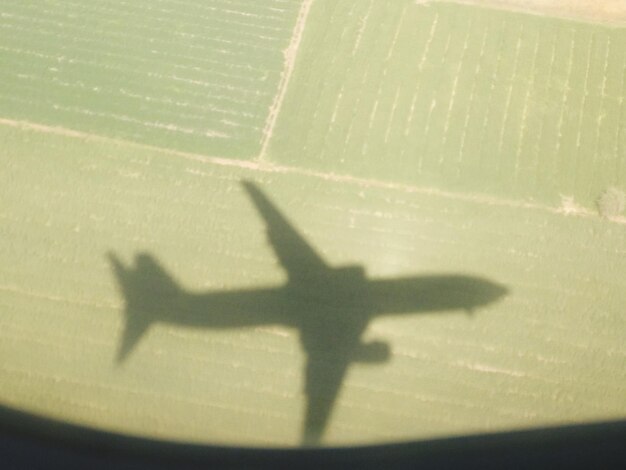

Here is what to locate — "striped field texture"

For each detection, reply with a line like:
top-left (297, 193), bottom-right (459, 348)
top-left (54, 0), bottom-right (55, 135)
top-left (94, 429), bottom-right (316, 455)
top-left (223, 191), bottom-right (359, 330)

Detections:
top-left (270, 1), bottom-right (626, 209)
top-left (0, 0), bottom-right (303, 158)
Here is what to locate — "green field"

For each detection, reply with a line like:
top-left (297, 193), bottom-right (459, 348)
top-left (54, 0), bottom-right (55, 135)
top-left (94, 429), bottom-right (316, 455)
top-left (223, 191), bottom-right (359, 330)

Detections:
top-left (0, 0), bottom-right (302, 157)
top-left (1, 0), bottom-right (625, 447)
top-left (271, 1), bottom-right (626, 207)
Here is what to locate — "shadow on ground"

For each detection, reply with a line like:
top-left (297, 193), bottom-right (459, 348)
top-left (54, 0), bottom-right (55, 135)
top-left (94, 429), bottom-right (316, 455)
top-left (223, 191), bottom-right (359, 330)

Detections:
top-left (108, 181), bottom-right (508, 445)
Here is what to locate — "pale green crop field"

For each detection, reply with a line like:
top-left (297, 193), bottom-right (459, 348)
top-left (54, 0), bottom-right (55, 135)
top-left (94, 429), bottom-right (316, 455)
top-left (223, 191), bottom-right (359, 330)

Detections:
top-left (271, 1), bottom-right (626, 207)
top-left (1, 0), bottom-right (625, 447)
top-left (0, 0), bottom-right (302, 157)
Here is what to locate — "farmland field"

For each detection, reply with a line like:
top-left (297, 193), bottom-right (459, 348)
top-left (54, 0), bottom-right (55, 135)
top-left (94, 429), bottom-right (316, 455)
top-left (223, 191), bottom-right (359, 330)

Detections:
top-left (1, 0), bottom-right (625, 447)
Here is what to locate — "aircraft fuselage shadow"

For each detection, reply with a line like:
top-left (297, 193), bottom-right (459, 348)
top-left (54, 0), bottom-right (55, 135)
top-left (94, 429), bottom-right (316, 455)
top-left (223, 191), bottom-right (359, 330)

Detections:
top-left (108, 181), bottom-right (508, 446)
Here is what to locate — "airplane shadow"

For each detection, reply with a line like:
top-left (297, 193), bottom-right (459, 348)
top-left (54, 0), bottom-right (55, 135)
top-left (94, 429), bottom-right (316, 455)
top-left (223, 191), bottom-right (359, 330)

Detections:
top-left (108, 181), bottom-right (508, 446)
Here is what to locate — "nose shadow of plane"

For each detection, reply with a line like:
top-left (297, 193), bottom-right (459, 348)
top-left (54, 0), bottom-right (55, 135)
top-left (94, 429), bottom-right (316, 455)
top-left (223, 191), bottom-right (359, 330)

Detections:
top-left (108, 180), bottom-right (508, 446)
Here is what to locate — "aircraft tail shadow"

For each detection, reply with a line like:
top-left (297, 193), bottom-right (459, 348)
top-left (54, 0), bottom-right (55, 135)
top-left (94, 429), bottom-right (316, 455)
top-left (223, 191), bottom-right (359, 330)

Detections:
top-left (108, 252), bottom-right (182, 363)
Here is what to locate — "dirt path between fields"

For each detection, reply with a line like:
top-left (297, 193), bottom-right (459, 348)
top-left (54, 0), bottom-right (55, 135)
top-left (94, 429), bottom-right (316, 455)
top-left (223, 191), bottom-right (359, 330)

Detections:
top-left (439, 0), bottom-right (626, 25)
